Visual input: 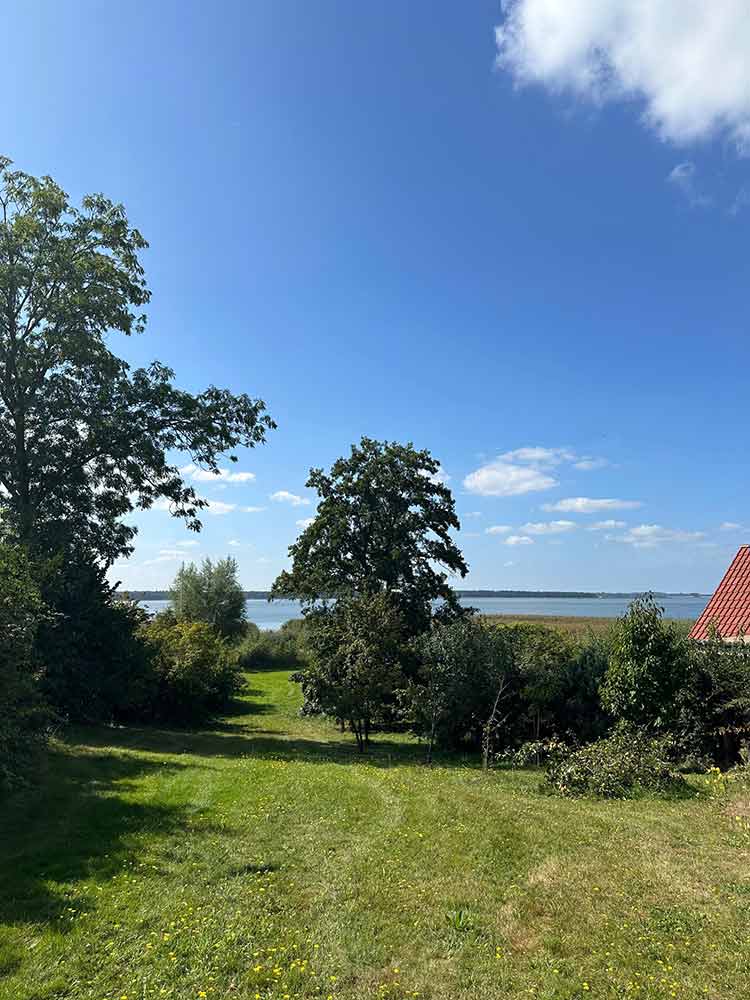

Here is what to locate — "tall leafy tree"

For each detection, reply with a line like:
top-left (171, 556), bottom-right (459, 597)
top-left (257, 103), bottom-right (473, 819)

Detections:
top-left (0, 156), bottom-right (274, 564)
top-left (272, 437), bottom-right (468, 634)
top-left (169, 556), bottom-right (247, 639)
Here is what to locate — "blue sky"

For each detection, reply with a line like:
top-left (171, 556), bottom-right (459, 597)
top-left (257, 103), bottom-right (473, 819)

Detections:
top-left (4, 1), bottom-right (750, 593)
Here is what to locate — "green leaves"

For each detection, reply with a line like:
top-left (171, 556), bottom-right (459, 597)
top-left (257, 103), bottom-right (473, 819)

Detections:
top-left (0, 156), bottom-right (274, 564)
top-left (272, 436), bottom-right (467, 635)
top-left (601, 594), bottom-right (688, 731)
top-left (169, 557), bottom-right (247, 640)
top-left (302, 592), bottom-right (407, 750)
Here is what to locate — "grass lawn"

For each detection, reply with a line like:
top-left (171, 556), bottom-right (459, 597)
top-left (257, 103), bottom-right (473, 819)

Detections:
top-left (2, 669), bottom-right (749, 1000)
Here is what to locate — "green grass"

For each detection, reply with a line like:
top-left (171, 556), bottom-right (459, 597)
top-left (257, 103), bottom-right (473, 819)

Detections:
top-left (2, 670), bottom-right (749, 1000)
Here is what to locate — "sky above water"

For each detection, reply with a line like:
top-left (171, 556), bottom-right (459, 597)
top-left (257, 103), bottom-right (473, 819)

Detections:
top-left (4, 1), bottom-right (750, 593)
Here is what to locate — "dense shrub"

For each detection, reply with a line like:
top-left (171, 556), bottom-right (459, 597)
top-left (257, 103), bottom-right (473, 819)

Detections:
top-left (237, 618), bottom-right (309, 671)
top-left (169, 557), bottom-right (247, 639)
top-left (409, 617), bottom-right (508, 754)
top-left (408, 619), bottom-right (610, 757)
top-left (37, 556), bottom-right (155, 723)
top-left (140, 616), bottom-right (242, 724)
top-left (544, 729), bottom-right (687, 799)
top-left (0, 543), bottom-right (51, 789)
top-left (601, 595), bottom-right (689, 733)
top-left (676, 633), bottom-right (750, 768)
top-left (299, 594), bottom-right (407, 750)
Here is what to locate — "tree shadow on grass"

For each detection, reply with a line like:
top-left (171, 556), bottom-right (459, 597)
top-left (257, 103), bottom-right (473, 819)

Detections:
top-left (0, 745), bottom-right (193, 928)
top-left (74, 722), bottom-right (467, 770)
top-left (221, 688), bottom-right (275, 718)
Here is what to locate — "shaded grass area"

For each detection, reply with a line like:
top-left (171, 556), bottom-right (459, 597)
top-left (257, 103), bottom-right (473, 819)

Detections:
top-left (481, 613), bottom-right (693, 637)
top-left (2, 670), bottom-right (749, 999)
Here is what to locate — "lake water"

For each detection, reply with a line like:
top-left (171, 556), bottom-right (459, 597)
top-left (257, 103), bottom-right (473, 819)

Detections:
top-left (140, 594), bottom-right (709, 631)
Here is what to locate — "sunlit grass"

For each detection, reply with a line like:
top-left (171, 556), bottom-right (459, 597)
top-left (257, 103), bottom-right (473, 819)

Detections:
top-left (1, 668), bottom-right (748, 999)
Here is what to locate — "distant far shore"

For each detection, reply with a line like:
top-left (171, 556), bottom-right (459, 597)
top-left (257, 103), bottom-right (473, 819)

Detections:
top-left (119, 588), bottom-right (708, 602)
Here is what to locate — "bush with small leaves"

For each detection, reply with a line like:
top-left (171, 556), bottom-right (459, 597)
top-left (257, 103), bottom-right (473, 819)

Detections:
top-left (545, 728), bottom-right (688, 799)
top-left (498, 736), bottom-right (572, 769)
top-left (236, 618), bottom-right (309, 672)
top-left (139, 616), bottom-right (242, 724)
top-left (601, 594), bottom-right (689, 733)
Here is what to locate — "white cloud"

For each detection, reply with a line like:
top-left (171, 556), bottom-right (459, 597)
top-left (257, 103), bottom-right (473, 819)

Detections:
top-left (542, 497), bottom-right (643, 513)
top-left (504, 560), bottom-right (516, 567)
top-left (203, 499), bottom-right (237, 515)
top-left (667, 162), bottom-right (711, 207)
top-left (296, 518), bottom-right (315, 529)
top-left (500, 446), bottom-right (574, 466)
top-left (241, 505), bottom-right (266, 513)
top-left (486, 524), bottom-right (512, 535)
top-left (176, 539), bottom-right (200, 547)
top-left (606, 524), bottom-right (705, 548)
top-left (464, 445), bottom-right (610, 497)
top-left (425, 464), bottom-right (451, 485)
top-left (180, 463), bottom-right (255, 484)
top-left (496, 1), bottom-right (750, 151)
top-left (521, 519), bottom-right (576, 535)
top-left (464, 459), bottom-right (557, 497)
top-left (228, 539), bottom-right (241, 547)
top-left (720, 521), bottom-right (742, 531)
top-left (148, 497), bottom-right (174, 512)
top-left (463, 511), bottom-right (483, 518)
top-left (505, 534), bottom-right (534, 546)
top-left (588, 519), bottom-right (627, 531)
top-left (270, 490), bottom-right (311, 507)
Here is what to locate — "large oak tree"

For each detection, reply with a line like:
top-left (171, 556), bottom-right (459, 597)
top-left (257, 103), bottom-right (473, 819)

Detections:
top-left (0, 157), bottom-right (274, 563)
top-left (272, 436), bottom-right (468, 634)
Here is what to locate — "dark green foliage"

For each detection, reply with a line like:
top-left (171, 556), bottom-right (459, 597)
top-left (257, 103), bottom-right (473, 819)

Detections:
top-left (410, 617), bottom-right (508, 756)
top-left (601, 595), bottom-right (689, 732)
top-left (139, 616), bottom-right (242, 724)
top-left (0, 155), bottom-right (274, 566)
top-left (237, 619), bottom-right (308, 672)
top-left (510, 625), bottom-right (610, 745)
top-left (36, 556), bottom-right (155, 723)
top-left (544, 729), bottom-right (688, 799)
top-left (0, 543), bottom-right (50, 789)
top-left (272, 437), bottom-right (468, 636)
top-left (169, 557), bottom-right (247, 639)
top-left (408, 619), bottom-right (610, 757)
top-left (300, 593), bottom-right (407, 750)
top-left (676, 632), bottom-right (750, 768)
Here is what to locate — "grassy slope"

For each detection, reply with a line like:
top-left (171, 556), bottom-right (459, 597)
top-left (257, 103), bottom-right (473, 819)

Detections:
top-left (1, 670), bottom-right (749, 1000)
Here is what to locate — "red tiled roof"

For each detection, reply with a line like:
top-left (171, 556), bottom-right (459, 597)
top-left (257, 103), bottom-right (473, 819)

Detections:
top-left (690, 545), bottom-right (750, 640)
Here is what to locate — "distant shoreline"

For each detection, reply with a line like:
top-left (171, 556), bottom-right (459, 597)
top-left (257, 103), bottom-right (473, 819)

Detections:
top-left (120, 589), bottom-right (709, 602)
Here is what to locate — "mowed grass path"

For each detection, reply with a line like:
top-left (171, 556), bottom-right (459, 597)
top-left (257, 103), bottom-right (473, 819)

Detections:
top-left (2, 670), bottom-right (750, 1000)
